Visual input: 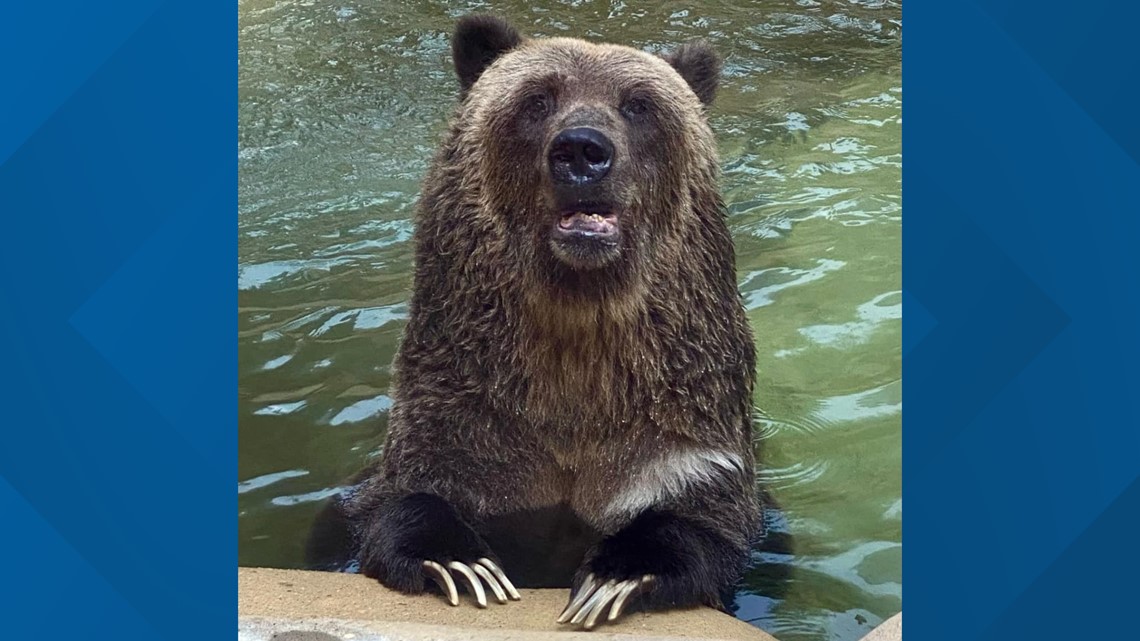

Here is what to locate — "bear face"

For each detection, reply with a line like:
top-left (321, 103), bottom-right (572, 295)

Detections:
top-left (449, 16), bottom-right (724, 300)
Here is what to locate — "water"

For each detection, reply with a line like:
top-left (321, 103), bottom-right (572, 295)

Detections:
top-left (238, 2), bottom-right (901, 640)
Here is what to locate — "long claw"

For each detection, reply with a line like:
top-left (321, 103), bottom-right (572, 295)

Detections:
top-left (608, 580), bottom-right (640, 621)
top-left (476, 558), bottom-right (521, 601)
top-left (583, 582), bottom-right (623, 630)
top-left (471, 563), bottom-right (508, 604)
top-left (422, 560), bottom-right (459, 606)
top-left (557, 574), bottom-right (598, 623)
top-left (447, 561), bottom-right (487, 608)
top-left (571, 579), bottom-right (618, 625)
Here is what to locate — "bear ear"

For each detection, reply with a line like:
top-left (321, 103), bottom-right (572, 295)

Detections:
top-left (453, 15), bottom-right (523, 95)
top-left (664, 41), bottom-right (722, 106)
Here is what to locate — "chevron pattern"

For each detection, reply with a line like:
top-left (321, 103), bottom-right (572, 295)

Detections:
top-left (906, 1), bottom-right (1140, 639)
top-left (0, 2), bottom-right (232, 639)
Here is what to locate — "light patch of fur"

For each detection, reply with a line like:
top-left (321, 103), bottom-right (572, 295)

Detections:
top-left (604, 448), bottom-right (744, 518)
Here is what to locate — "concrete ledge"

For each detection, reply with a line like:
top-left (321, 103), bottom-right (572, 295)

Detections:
top-left (239, 567), bottom-right (778, 641)
top-left (860, 613), bottom-right (900, 641)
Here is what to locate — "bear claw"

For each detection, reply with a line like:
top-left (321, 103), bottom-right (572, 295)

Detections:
top-left (421, 558), bottom-right (520, 608)
top-left (557, 573), bottom-right (654, 629)
top-left (476, 557), bottom-right (521, 600)
top-left (471, 563), bottom-right (508, 603)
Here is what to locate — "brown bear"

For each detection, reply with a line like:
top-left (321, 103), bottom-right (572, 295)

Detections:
top-left (306, 14), bottom-right (762, 630)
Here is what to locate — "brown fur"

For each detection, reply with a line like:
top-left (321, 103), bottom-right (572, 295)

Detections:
top-left (315, 15), bottom-right (762, 612)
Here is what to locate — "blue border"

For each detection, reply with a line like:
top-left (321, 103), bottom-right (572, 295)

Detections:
top-left (0, 1), bottom-right (234, 638)
top-left (907, 1), bottom-right (1140, 639)
top-left (3, 0), bottom-right (1139, 638)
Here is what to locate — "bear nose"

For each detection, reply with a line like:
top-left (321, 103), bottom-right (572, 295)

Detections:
top-left (548, 127), bottom-right (614, 185)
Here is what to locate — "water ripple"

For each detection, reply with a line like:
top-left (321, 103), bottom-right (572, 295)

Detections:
top-left (270, 486), bottom-right (346, 507)
top-left (739, 259), bottom-right (847, 309)
top-left (759, 459), bottom-right (831, 489)
top-left (329, 395), bottom-right (393, 426)
top-left (799, 290), bottom-right (901, 347)
top-left (238, 469), bottom-right (309, 494)
top-left (813, 381), bottom-right (902, 426)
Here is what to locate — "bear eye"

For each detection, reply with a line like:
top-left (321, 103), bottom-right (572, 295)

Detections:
top-left (524, 93), bottom-right (552, 119)
top-left (621, 97), bottom-right (652, 118)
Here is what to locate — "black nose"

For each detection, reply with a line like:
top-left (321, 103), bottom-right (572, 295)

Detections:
top-left (548, 127), bottom-right (614, 185)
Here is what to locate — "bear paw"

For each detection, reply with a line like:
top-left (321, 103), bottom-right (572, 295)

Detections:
top-left (422, 557), bottom-right (520, 607)
top-left (558, 510), bottom-right (743, 629)
top-left (358, 493), bottom-right (521, 608)
top-left (557, 572), bottom-right (655, 629)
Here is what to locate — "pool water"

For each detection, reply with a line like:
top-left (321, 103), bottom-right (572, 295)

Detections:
top-left (238, 2), bottom-right (901, 640)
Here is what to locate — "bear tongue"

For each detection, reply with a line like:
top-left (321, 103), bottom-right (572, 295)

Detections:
top-left (559, 212), bottom-right (616, 235)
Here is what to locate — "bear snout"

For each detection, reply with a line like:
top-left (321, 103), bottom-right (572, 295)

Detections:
top-left (548, 127), bottom-right (614, 186)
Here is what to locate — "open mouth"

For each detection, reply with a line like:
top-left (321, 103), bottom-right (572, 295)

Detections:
top-left (548, 202), bottom-right (623, 269)
top-left (554, 208), bottom-right (619, 240)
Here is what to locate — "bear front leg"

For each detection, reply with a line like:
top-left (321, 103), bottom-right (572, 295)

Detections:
top-left (559, 509), bottom-right (750, 629)
top-left (358, 492), bottom-right (521, 608)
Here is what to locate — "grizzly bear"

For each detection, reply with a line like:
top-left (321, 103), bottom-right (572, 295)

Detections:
top-left (306, 15), bottom-right (762, 630)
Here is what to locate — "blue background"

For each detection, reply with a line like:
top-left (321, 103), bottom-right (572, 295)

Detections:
top-left (906, 0), bottom-right (1140, 639)
top-left (0, 1), bottom-right (234, 638)
top-left (1, 1), bottom-right (1137, 639)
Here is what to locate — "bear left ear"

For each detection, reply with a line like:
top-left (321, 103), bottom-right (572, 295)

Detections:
top-left (453, 15), bottom-right (523, 96)
top-left (664, 41), bottom-right (722, 106)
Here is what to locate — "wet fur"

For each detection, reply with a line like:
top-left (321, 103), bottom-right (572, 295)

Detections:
top-left (307, 15), bottom-right (762, 613)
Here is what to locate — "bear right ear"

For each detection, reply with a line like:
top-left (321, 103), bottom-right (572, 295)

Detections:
top-left (664, 41), bottom-right (722, 106)
top-left (453, 15), bottom-right (523, 95)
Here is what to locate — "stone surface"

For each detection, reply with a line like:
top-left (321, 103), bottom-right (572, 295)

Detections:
top-left (238, 567), bottom-right (778, 641)
top-left (860, 613), bottom-right (900, 641)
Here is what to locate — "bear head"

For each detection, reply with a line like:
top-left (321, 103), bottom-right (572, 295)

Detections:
top-left (445, 15), bottom-right (724, 303)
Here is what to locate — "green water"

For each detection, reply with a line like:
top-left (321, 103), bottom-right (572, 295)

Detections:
top-left (238, 2), bottom-right (901, 640)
